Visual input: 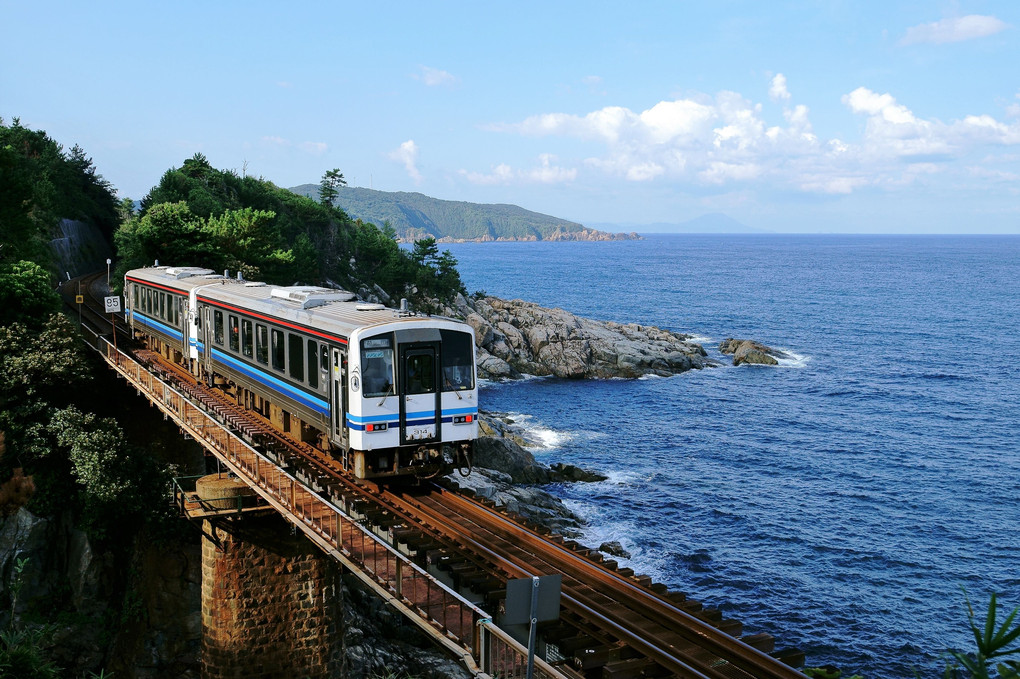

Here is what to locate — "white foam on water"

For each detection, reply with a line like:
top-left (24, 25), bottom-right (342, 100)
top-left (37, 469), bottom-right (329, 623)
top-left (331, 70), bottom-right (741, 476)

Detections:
top-left (499, 411), bottom-right (608, 450)
top-left (774, 347), bottom-right (810, 368)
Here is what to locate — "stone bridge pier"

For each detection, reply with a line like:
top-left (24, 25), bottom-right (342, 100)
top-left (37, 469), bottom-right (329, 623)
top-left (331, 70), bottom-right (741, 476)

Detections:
top-left (195, 475), bottom-right (342, 679)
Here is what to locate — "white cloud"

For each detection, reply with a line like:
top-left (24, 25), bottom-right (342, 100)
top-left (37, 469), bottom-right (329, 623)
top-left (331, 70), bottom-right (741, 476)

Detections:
top-left (769, 74), bottom-right (791, 102)
top-left (415, 65), bottom-right (457, 87)
top-left (526, 154), bottom-right (578, 183)
top-left (582, 75), bottom-right (603, 86)
top-left (299, 141), bottom-right (327, 155)
top-left (486, 76), bottom-right (1020, 196)
top-left (389, 140), bottom-right (422, 183)
top-left (261, 136), bottom-right (288, 146)
top-left (461, 155), bottom-right (576, 185)
top-left (900, 15), bottom-right (1008, 45)
top-left (460, 163), bottom-right (514, 186)
top-left (699, 161), bottom-right (761, 184)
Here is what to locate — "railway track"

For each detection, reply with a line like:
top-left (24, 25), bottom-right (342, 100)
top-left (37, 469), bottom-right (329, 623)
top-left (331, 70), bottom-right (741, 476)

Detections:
top-left (63, 272), bottom-right (806, 678)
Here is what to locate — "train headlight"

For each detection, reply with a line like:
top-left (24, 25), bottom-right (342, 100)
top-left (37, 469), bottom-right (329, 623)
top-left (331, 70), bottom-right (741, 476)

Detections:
top-left (365, 422), bottom-right (388, 432)
top-left (453, 415), bottom-right (473, 425)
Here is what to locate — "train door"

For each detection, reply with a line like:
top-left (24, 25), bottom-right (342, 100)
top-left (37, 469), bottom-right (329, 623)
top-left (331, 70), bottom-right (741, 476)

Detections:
top-left (200, 306), bottom-right (214, 383)
top-left (330, 348), bottom-right (348, 450)
top-left (398, 343), bottom-right (440, 445)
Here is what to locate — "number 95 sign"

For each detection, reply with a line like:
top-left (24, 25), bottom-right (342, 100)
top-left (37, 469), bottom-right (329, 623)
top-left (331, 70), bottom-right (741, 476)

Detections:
top-left (104, 296), bottom-right (122, 313)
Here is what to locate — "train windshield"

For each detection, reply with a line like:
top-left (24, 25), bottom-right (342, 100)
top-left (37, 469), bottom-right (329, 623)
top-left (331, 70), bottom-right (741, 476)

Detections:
top-left (361, 337), bottom-right (394, 397)
top-left (441, 330), bottom-right (474, 391)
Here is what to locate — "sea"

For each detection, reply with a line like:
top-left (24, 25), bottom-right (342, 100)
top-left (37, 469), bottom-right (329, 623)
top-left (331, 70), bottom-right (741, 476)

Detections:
top-left (439, 234), bottom-right (1020, 678)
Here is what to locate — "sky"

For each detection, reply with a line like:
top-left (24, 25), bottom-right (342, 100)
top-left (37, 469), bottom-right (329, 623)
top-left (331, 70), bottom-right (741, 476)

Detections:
top-left (3, 1), bottom-right (1019, 233)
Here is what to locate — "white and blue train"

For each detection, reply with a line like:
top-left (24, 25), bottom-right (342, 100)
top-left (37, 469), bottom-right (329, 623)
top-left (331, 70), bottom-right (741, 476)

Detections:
top-left (124, 265), bottom-right (477, 479)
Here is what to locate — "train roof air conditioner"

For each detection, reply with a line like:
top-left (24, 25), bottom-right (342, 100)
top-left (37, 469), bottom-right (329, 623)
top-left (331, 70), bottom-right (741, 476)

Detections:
top-left (270, 286), bottom-right (356, 309)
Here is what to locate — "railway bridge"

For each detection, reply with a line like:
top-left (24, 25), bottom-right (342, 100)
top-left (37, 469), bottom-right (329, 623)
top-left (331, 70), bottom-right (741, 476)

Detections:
top-left (64, 272), bottom-right (806, 679)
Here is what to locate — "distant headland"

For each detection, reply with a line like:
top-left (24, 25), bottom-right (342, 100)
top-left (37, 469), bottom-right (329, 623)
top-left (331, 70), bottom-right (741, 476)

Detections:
top-left (287, 184), bottom-right (640, 243)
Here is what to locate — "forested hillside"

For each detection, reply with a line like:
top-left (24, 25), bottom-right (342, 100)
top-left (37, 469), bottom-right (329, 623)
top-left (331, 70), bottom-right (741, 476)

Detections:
top-left (118, 157), bottom-right (464, 305)
top-left (289, 184), bottom-right (638, 242)
top-left (0, 118), bottom-right (120, 270)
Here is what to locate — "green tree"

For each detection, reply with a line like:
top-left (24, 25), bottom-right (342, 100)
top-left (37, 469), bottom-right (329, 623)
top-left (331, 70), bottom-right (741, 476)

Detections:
top-left (0, 315), bottom-right (91, 465)
top-left (0, 261), bottom-right (61, 328)
top-left (319, 168), bottom-right (346, 209)
top-left (203, 206), bottom-right (291, 280)
top-left (0, 118), bottom-right (119, 267)
top-left (114, 201), bottom-right (211, 271)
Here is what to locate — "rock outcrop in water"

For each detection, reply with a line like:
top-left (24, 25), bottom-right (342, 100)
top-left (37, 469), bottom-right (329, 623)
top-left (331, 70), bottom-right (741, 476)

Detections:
top-left (718, 338), bottom-right (788, 366)
top-left (441, 294), bottom-right (715, 380)
top-left (445, 411), bottom-right (608, 537)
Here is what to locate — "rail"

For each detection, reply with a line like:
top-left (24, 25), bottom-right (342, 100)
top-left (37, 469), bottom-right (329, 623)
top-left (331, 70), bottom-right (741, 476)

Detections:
top-left (96, 336), bottom-right (564, 679)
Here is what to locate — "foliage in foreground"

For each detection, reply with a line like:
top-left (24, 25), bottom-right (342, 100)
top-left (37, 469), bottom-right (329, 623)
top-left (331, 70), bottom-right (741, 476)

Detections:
top-left (0, 558), bottom-right (61, 679)
top-left (943, 592), bottom-right (1020, 679)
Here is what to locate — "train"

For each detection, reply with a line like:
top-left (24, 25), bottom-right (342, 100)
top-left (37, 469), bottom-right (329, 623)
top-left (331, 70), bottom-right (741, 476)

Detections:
top-left (123, 265), bottom-right (478, 479)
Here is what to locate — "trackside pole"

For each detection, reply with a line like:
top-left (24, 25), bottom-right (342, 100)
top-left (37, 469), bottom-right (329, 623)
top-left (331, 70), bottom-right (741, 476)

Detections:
top-left (527, 576), bottom-right (539, 679)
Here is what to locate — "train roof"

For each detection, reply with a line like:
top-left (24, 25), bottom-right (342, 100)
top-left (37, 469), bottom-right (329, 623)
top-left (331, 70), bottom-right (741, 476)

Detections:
top-left (125, 266), bottom-right (226, 291)
top-left (125, 266), bottom-right (467, 339)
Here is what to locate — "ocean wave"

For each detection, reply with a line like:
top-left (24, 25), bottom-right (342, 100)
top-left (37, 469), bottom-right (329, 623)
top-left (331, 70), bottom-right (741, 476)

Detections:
top-left (774, 348), bottom-right (810, 368)
top-left (495, 411), bottom-right (606, 449)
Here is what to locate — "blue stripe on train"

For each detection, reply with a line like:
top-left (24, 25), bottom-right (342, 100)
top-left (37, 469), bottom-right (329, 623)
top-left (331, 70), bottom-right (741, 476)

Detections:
top-left (211, 348), bottom-right (329, 416)
top-left (134, 312), bottom-right (182, 342)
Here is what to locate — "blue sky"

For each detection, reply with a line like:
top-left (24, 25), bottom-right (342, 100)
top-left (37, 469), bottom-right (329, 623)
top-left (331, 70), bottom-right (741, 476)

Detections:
top-left (4, 1), bottom-right (1019, 233)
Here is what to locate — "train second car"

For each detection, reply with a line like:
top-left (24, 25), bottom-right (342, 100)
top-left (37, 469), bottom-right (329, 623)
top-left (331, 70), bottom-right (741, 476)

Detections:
top-left (124, 265), bottom-right (477, 479)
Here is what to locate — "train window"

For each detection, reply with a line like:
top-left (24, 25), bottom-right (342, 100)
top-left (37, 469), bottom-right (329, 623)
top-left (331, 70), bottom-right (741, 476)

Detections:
top-left (214, 311), bottom-right (224, 345)
top-left (241, 320), bottom-right (253, 358)
top-left (256, 324), bottom-right (268, 364)
top-left (271, 329), bottom-right (285, 371)
top-left (288, 334), bottom-right (304, 381)
top-left (405, 353), bottom-right (435, 395)
top-left (159, 293), bottom-right (166, 320)
top-left (307, 340), bottom-right (318, 389)
top-left (361, 338), bottom-right (394, 397)
top-left (320, 344), bottom-right (329, 387)
top-left (144, 288), bottom-right (151, 314)
top-left (229, 315), bottom-right (239, 352)
top-left (440, 330), bottom-right (475, 391)
top-left (172, 297), bottom-right (179, 325)
top-left (133, 285), bottom-right (139, 309)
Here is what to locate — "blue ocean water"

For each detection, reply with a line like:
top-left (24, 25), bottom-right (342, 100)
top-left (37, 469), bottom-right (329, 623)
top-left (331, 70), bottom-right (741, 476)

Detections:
top-left (442, 235), bottom-right (1020, 678)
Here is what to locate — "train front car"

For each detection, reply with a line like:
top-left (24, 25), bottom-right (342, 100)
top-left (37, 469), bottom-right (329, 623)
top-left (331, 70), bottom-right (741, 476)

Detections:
top-left (346, 318), bottom-right (478, 479)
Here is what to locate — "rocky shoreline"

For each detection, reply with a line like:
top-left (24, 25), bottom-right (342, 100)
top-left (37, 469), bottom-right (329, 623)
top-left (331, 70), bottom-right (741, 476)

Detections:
top-left (431, 228), bottom-right (641, 243)
top-left (445, 410), bottom-right (609, 539)
top-left (437, 294), bottom-right (717, 380)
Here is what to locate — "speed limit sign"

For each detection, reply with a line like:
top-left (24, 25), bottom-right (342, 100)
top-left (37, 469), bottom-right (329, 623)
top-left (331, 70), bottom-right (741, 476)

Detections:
top-left (104, 296), bottom-right (122, 313)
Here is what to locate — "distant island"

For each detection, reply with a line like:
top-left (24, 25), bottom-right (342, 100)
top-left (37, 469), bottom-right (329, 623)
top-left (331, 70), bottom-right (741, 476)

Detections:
top-left (288, 184), bottom-right (640, 243)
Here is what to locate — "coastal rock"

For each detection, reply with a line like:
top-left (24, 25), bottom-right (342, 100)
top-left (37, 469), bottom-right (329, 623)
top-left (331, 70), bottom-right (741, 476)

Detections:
top-left (448, 468), bottom-right (585, 537)
top-left (718, 338), bottom-right (787, 366)
top-left (446, 295), bottom-right (716, 380)
top-left (549, 463), bottom-right (608, 483)
top-left (472, 436), bottom-right (552, 484)
top-left (599, 541), bottom-right (632, 560)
